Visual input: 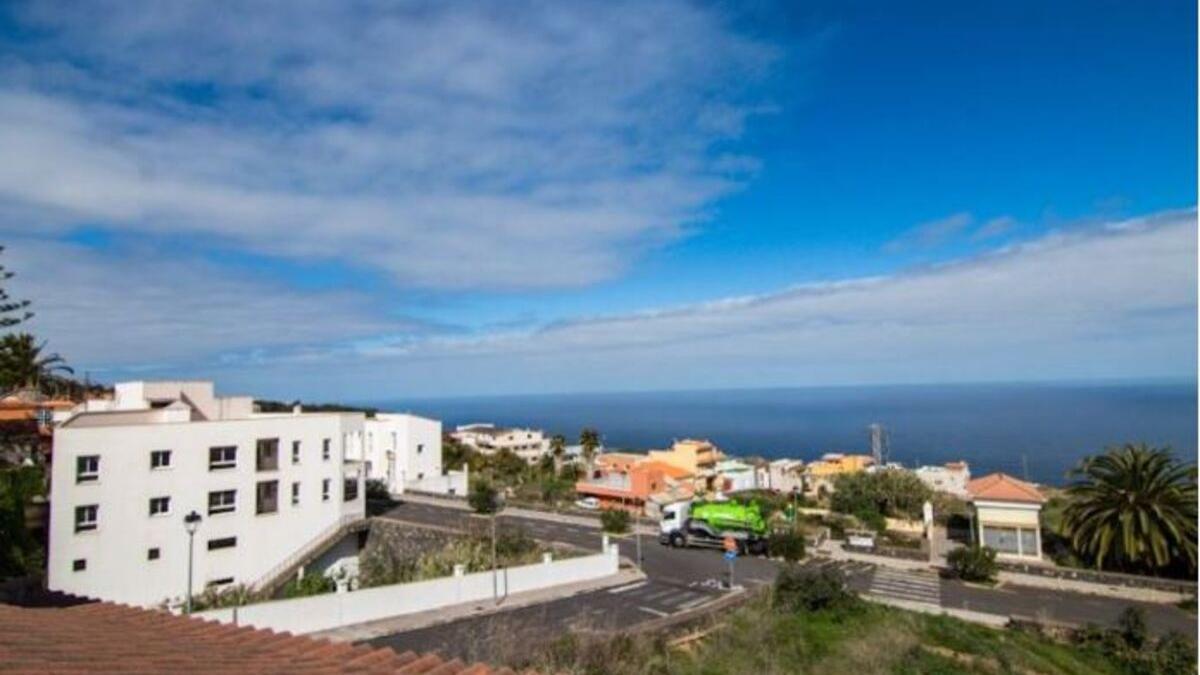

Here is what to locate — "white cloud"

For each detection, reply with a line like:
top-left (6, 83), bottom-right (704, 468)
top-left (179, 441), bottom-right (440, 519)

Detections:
top-left (2, 237), bottom-right (417, 368)
top-left (884, 212), bottom-right (974, 251)
top-left (202, 210), bottom-right (1194, 398)
top-left (0, 1), bottom-right (780, 289)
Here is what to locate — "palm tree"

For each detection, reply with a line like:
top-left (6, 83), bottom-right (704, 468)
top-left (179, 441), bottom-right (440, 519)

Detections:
top-left (1061, 444), bottom-right (1197, 575)
top-left (550, 434), bottom-right (567, 474)
top-left (579, 427), bottom-right (600, 476)
top-left (0, 333), bottom-right (74, 392)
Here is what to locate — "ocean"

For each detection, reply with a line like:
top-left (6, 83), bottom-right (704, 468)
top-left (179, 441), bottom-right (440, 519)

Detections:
top-left (370, 381), bottom-right (1197, 485)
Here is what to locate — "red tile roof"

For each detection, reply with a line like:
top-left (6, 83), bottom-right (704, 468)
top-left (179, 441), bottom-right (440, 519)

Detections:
top-left (966, 472), bottom-right (1046, 504)
top-left (0, 601), bottom-right (522, 674)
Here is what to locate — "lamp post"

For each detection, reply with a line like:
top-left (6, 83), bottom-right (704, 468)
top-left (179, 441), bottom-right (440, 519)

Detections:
top-left (183, 510), bottom-right (202, 614)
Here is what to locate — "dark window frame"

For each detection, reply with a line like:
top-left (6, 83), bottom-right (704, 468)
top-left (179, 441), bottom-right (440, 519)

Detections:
top-left (208, 446), bottom-right (237, 470)
top-left (148, 496), bottom-right (171, 516)
top-left (150, 449), bottom-right (172, 469)
top-left (207, 536), bottom-right (237, 551)
top-left (74, 504), bottom-right (98, 533)
top-left (76, 455), bottom-right (100, 483)
top-left (207, 489), bottom-right (236, 515)
top-left (256, 480), bottom-right (279, 515)
top-left (256, 438), bottom-right (279, 472)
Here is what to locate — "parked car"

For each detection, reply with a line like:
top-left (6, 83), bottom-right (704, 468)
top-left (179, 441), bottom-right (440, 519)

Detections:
top-left (574, 497), bottom-right (600, 510)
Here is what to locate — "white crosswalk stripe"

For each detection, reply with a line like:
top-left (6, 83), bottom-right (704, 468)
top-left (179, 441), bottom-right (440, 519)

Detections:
top-left (866, 567), bottom-right (941, 605)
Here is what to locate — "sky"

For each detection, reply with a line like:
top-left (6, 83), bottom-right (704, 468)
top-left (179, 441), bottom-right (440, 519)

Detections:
top-left (0, 0), bottom-right (1196, 400)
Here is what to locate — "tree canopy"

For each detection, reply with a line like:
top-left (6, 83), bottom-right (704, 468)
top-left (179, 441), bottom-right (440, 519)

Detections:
top-left (1062, 444), bottom-right (1197, 576)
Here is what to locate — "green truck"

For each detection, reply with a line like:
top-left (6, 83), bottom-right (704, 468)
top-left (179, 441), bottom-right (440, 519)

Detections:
top-left (659, 499), bottom-right (769, 555)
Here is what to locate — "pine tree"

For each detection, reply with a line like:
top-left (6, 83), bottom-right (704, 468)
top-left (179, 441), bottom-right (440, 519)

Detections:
top-left (0, 247), bottom-right (32, 329)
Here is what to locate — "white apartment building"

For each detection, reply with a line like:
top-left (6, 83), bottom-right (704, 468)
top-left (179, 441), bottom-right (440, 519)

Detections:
top-left (357, 413), bottom-right (466, 496)
top-left (914, 461), bottom-right (971, 497)
top-left (48, 381), bottom-right (366, 608)
top-left (450, 423), bottom-right (549, 464)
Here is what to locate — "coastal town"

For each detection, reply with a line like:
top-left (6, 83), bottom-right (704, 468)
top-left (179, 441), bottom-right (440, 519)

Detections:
top-left (0, 2), bottom-right (1196, 673)
top-left (1, 374), bottom-right (1195, 673)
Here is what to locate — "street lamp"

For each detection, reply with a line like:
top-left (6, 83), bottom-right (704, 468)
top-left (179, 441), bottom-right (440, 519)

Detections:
top-left (183, 510), bottom-right (202, 614)
top-left (491, 491), bottom-right (506, 604)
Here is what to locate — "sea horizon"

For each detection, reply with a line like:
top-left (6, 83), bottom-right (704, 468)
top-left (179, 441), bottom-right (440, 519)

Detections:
top-left (366, 379), bottom-right (1197, 486)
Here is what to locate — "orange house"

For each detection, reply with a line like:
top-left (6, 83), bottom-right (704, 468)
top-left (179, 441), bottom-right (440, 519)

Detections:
top-left (576, 462), bottom-right (669, 513)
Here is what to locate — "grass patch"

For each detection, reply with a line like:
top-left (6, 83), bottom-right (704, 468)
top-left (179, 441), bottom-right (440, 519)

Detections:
top-left (522, 590), bottom-right (1162, 674)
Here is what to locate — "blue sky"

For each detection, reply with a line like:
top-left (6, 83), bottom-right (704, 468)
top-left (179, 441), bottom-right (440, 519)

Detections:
top-left (0, 1), bottom-right (1195, 399)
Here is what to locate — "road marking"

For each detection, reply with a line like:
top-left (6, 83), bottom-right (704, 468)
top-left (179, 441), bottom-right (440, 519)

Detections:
top-left (638, 606), bottom-right (669, 617)
top-left (678, 595), bottom-right (715, 611)
top-left (606, 581), bottom-right (649, 594)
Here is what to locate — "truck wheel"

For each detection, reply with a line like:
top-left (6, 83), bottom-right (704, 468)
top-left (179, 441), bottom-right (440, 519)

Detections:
top-left (669, 532), bottom-right (685, 548)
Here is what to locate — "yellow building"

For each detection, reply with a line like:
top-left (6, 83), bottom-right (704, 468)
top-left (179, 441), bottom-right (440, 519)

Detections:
top-left (805, 453), bottom-right (874, 478)
top-left (648, 439), bottom-right (723, 492)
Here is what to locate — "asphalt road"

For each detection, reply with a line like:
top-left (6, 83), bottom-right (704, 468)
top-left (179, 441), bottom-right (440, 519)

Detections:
top-left (367, 500), bottom-right (1196, 663)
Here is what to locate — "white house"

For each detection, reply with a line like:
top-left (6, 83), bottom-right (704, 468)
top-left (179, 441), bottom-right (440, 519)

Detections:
top-left (915, 461), bottom-right (971, 497)
top-left (715, 459), bottom-right (758, 493)
top-left (357, 413), bottom-right (466, 496)
top-left (48, 381), bottom-right (367, 608)
top-left (760, 458), bottom-right (805, 494)
top-left (451, 423), bottom-right (549, 464)
top-left (966, 472), bottom-right (1046, 561)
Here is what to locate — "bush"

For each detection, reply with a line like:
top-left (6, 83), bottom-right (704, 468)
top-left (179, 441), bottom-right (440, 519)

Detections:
top-left (768, 530), bottom-right (806, 563)
top-left (831, 470), bottom-right (932, 520)
top-left (773, 565), bottom-right (856, 612)
top-left (365, 478), bottom-right (391, 501)
top-left (946, 545), bottom-right (998, 582)
top-left (600, 509), bottom-right (631, 534)
top-left (282, 571), bottom-right (336, 598)
top-left (469, 479), bottom-right (500, 515)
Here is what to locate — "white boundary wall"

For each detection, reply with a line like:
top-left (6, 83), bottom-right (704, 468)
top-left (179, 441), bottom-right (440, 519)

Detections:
top-left (196, 546), bottom-right (619, 634)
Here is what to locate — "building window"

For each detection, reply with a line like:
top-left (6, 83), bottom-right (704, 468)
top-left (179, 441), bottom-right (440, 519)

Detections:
top-left (417, 444), bottom-right (424, 454)
top-left (149, 496), bottom-right (171, 516)
top-left (343, 478), bottom-right (359, 502)
top-left (208, 489), bottom-right (236, 515)
top-left (147, 548), bottom-right (160, 561)
top-left (207, 577), bottom-right (234, 587)
top-left (322, 438), bottom-right (331, 461)
top-left (292, 440), bottom-right (301, 464)
top-left (76, 455), bottom-right (99, 483)
top-left (291, 481), bottom-right (300, 506)
top-left (150, 450), bottom-right (171, 469)
top-left (209, 446), bottom-right (237, 470)
top-left (321, 478), bottom-right (331, 502)
top-left (981, 525), bottom-right (1021, 555)
top-left (74, 505), bottom-right (98, 533)
top-left (207, 537), bottom-right (237, 551)
top-left (72, 559), bottom-right (86, 572)
top-left (256, 438), bottom-right (279, 471)
top-left (256, 480), bottom-right (278, 514)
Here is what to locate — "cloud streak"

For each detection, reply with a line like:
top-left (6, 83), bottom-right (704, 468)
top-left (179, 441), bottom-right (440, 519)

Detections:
top-left (202, 209), bottom-right (1196, 398)
top-left (0, 1), bottom-right (780, 289)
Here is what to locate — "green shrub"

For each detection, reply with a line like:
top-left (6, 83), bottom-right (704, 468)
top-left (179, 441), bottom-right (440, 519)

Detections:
top-left (773, 565), bottom-right (856, 612)
top-left (600, 509), bottom-right (631, 534)
top-left (364, 478), bottom-right (391, 501)
top-left (282, 571), bottom-right (336, 598)
top-left (946, 545), bottom-right (998, 582)
top-left (469, 479), bottom-right (500, 515)
top-left (768, 530), bottom-right (806, 563)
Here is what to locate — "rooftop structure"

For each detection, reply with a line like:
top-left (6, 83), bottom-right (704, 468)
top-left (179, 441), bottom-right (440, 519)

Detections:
top-left (0, 601), bottom-right (514, 674)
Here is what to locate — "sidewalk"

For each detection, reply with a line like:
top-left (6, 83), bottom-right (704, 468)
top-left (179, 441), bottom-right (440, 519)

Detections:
top-left (312, 564), bottom-right (646, 643)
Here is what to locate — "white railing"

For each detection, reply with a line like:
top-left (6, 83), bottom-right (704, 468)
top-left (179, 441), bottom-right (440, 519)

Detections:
top-left (251, 513), bottom-right (363, 592)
